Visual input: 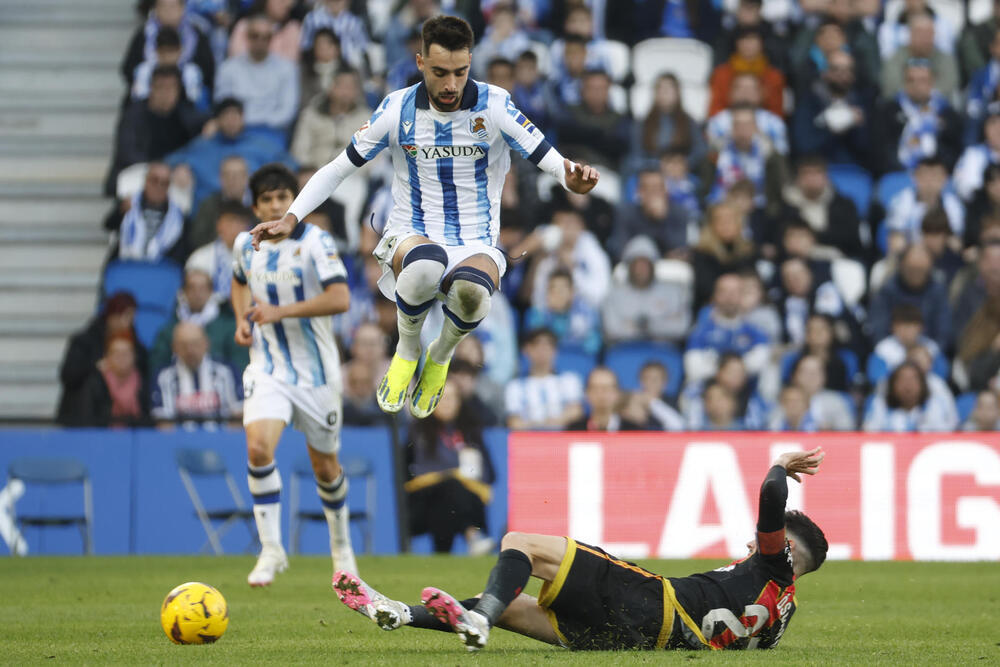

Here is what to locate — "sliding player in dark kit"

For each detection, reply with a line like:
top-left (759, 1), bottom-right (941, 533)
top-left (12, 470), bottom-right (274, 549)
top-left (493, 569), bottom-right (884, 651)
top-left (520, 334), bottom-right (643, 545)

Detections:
top-left (333, 447), bottom-right (827, 651)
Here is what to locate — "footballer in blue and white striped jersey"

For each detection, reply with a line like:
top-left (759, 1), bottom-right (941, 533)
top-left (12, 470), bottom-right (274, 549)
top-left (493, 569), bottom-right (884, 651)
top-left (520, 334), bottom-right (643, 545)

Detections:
top-left (233, 164), bottom-right (358, 587)
top-left (251, 15), bottom-right (599, 421)
top-left (232, 222), bottom-right (347, 390)
top-left (342, 78), bottom-right (549, 247)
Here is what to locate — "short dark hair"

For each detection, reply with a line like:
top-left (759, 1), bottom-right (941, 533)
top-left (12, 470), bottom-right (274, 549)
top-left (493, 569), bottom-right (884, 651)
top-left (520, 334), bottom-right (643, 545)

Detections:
top-left (213, 96), bottom-right (243, 116)
top-left (249, 163), bottom-right (298, 205)
top-left (733, 26), bottom-right (763, 43)
top-left (422, 15), bottom-right (474, 53)
top-left (659, 147), bottom-right (688, 162)
top-left (151, 63), bottom-right (181, 83)
top-left (920, 206), bottom-right (951, 235)
top-left (582, 67), bottom-right (610, 82)
top-left (916, 155), bottom-right (946, 170)
top-left (156, 26), bottom-right (181, 50)
top-left (796, 153), bottom-right (828, 172)
top-left (783, 218), bottom-right (816, 237)
top-left (640, 360), bottom-right (667, 376)
top-left (517, 49), bottom-right (538, 64)
top-left (563, 33), bottom-right (588, 48)
top-left (487, 57), bottom-right (515, 74)
top-left (784, 510), bottom-right (828, 574)
top-left (523, 327), bottom-right (557, 346)
top-left (217, 200), bottom-right (253, 224)
top-left (891, 303), bottom-right (924, 325)
top-left (315, 27), bottom-right (340, 46)
top-left (548, 267), bottom-right (573, 285)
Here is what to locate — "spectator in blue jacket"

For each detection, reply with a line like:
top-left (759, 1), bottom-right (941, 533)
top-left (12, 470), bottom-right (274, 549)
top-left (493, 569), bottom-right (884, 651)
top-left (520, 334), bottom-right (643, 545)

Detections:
top-left (868, 305), bottom-right (949, 384)
top-left (684, 273), bottom-right (771, 385)
top-left (166, 97), bottom-right (295, 208)
top-left (523, 268), bottom-right (602, 355)
top-left (868, 243), bottom-right (952, 351)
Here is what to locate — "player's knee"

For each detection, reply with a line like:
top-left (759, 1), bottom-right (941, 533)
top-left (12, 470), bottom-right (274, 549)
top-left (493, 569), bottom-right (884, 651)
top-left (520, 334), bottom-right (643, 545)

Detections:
top-left (310, 454), bottom-right (340, 484)
top-left (444, 267), bottom-right (494, 326)
top-left (501, 531), bottom-right (530, 554)
top-left (395, 244), bottom-right (447, 308)
top-left (246, 438), bottom-right (273, 467)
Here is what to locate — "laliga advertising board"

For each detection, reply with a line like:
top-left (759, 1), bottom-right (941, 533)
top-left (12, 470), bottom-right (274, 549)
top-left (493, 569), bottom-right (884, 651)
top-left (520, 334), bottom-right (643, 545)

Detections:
top-left (508, 433), bottom-right (1000, 561)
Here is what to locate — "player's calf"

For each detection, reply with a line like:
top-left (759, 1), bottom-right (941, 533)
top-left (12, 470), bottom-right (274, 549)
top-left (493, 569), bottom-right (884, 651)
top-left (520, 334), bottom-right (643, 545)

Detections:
top-left (412, 268), bottom-right (494, 418)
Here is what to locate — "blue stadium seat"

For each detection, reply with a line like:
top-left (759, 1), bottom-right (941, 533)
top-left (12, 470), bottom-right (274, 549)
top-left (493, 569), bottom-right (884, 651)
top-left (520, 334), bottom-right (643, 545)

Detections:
top-left (103, 260), bottom-right (183, 348)
top-left (103, 259), bottom-right (182, 309)
top-left (554, 344), bottom-right (598, 380)
top-left (828, 163), bottom-right (873, 217)
top-left (955, 392), bottom-right (978, 424)
top-left (876, 222), bottom-right (889, 254)
top-left (876, 171), bottom-right (912, 207)
top-left (605, 342), bottom-right (683, 397)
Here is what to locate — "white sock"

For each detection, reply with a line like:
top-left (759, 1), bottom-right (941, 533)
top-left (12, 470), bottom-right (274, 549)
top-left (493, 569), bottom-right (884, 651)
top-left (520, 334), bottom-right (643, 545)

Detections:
top-left (248, 462), bottom-right (282, 550)
top-left (394, 245), bottom-right (447, 361)
top-left (317, 473), bottom-right (357, 571)
top-left (395, 307), bottom-right (431, 361)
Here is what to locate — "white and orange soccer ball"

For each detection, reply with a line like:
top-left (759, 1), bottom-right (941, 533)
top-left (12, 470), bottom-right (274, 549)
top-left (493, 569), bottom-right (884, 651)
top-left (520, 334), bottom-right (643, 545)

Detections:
top-left (160, 582), bottom-right (229, 644)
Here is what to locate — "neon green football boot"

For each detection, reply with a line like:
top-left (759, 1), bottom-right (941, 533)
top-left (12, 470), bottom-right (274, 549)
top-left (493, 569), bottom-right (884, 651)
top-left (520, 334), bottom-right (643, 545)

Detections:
top-left (409, 352), bottom-right (450, 419)
top-left (376, 353), bottom-right (418, 414)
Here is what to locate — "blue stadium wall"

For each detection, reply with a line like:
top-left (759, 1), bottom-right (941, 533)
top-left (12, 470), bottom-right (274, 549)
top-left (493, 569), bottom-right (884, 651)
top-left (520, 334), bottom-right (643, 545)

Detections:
top-left (0, 428), bottom-right (509, 556)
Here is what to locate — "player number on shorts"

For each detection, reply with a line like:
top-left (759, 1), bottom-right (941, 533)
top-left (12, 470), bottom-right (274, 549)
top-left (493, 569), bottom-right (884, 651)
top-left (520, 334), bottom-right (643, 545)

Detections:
top-left (701, 604), bottom-right (769, 647)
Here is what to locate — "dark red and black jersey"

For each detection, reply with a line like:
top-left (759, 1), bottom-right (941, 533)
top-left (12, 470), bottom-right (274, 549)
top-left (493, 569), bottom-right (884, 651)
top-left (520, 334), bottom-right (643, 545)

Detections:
top-left (665, 465), bottom-right (798, 650)
top-left (667, 547), bottom-right (796, 649)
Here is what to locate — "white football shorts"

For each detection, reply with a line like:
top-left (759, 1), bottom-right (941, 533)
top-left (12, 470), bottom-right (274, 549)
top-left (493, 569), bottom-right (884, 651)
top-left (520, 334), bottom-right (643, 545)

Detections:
top-left (242, 367), bottom-right (342, 454)
top-left (372, 229), bottom-right (507, 301)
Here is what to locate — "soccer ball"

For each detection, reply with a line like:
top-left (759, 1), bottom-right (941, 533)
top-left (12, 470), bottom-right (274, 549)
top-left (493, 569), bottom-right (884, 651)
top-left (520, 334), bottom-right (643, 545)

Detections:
top-left (160, 582), bottom-right (229, 644)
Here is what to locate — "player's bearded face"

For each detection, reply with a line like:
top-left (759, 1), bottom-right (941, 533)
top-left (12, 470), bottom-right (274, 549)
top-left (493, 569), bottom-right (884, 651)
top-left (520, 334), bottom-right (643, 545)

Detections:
top-left (418, 44), bottom-right (470, 112)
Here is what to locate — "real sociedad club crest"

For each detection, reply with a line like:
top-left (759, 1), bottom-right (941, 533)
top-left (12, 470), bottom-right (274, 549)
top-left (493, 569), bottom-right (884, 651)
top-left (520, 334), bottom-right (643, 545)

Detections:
top-left (469, 115), bottom-right (488, 139)
top-left (401, 144), bottom-right (418, 158)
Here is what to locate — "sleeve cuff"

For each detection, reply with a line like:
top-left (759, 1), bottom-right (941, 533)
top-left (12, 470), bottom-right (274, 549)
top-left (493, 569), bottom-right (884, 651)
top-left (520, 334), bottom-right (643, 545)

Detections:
top-left (233, 272), bottom-right (247, 285)
top-left (528, 139), bottom-right (553, 166)
top-left (320, 275), bottom-right (348, 288)
top-left (346, 143), bottom-right (367, 167)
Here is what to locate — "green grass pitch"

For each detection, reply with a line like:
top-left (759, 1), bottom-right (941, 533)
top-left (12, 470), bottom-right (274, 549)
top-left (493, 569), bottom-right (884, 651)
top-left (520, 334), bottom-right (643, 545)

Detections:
top-left (2, 555), bottom-right (998, 664)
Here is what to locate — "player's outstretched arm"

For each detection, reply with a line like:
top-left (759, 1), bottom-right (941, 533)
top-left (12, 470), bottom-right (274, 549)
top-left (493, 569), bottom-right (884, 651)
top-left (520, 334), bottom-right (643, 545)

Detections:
top-left (250, 150), bottom-right (360, 249)
top-left (757, 447), bottom-right (824, 552)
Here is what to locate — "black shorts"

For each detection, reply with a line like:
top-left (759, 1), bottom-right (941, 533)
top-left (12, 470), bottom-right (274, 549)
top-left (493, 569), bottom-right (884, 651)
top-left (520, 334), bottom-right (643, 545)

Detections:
top-left (537, 539), bottom-right (675, 651)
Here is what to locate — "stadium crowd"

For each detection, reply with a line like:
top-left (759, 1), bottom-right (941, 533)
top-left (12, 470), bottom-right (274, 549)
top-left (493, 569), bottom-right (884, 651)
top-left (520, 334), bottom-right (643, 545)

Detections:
top-left (55, 0), bottom-right (1000, 436)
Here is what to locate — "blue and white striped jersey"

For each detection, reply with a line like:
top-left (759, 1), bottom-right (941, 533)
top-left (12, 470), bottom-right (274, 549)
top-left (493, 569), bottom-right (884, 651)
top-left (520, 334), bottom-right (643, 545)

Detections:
top-left (346, 79), bottom-right (552, 247)
top-left (232, 222), bottom-right (347, 389)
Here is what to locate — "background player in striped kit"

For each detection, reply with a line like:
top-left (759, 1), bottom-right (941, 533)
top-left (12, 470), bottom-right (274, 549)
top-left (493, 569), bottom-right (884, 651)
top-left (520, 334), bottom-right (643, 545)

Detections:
top-left (250, 15), bottom-right (600, 420)
top-left (231, 164), bottom-right (357, 587)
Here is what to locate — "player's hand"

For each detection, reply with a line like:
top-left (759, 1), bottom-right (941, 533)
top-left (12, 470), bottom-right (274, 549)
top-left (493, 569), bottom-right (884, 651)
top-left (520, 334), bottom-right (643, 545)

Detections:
top-left (247, 302), bottom-right (283, 325)
top-left (234, 319), bottom-right (253, 347)
top-left (250, 213), bottom-right (297, 250)
top-left (775, 447), bottom-right (825, 483)
top-left (563, 159), bottom-right (599, 195)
